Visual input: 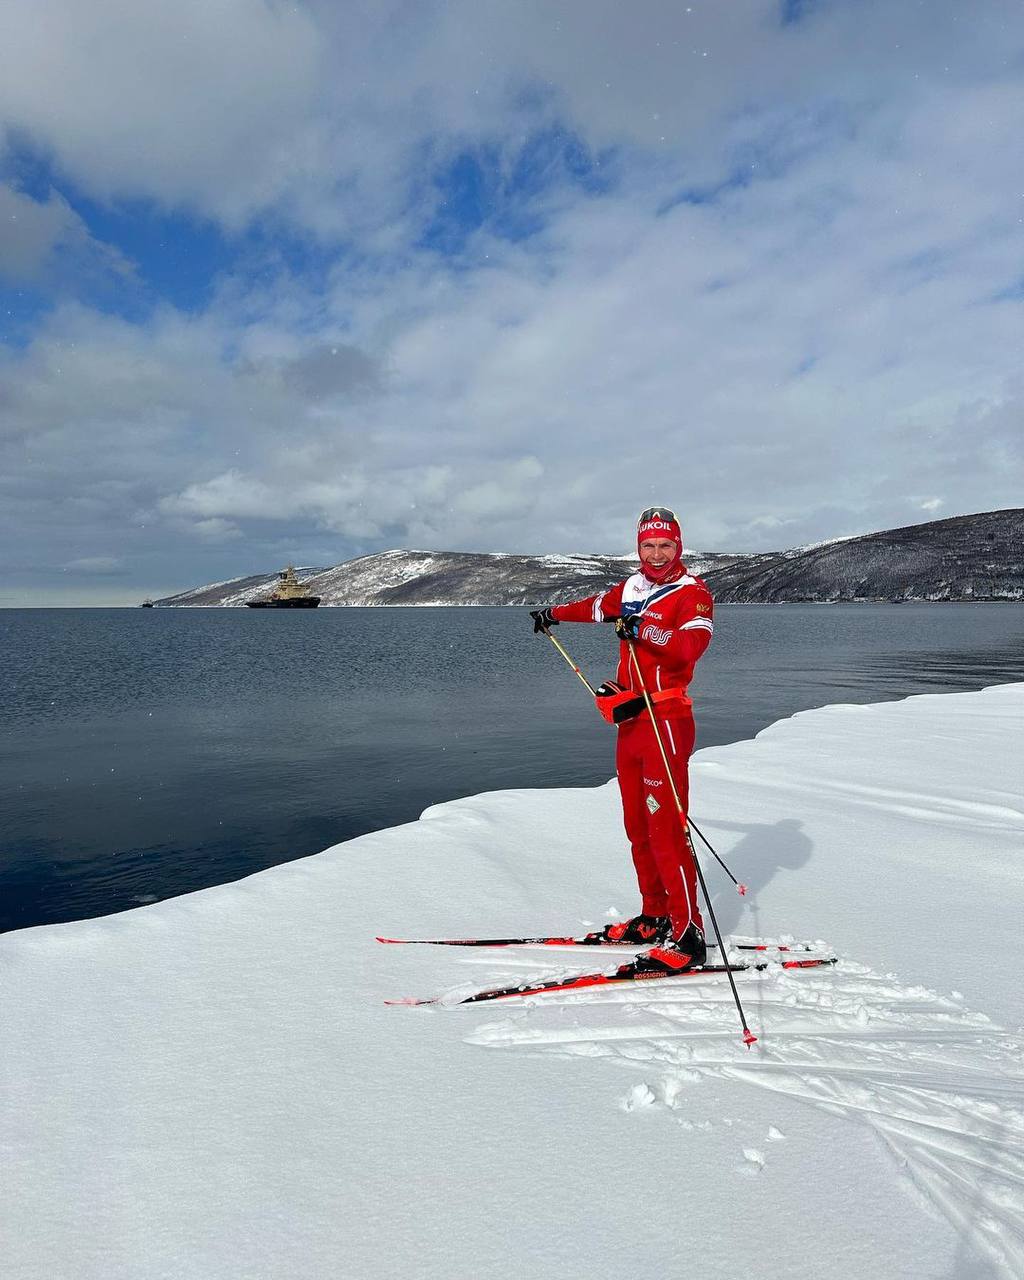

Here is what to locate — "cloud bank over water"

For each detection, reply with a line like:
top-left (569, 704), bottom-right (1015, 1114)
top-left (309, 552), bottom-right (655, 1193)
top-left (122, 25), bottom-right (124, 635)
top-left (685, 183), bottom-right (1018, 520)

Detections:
top-left (1, 1), bottom-right (1022, 602)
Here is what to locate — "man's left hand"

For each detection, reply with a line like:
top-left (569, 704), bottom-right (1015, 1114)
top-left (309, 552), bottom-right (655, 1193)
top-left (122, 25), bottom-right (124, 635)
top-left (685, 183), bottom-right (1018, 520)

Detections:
top-left (614, 615), bottom-right (642, 640)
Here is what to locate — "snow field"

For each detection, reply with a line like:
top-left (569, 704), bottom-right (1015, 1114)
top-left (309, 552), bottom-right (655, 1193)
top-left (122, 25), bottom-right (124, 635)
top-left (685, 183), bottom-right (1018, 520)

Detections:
top-left (3, 684), bottom-right (1022, 1279)
top-left (467, 956), bottom-right (1024, 1274)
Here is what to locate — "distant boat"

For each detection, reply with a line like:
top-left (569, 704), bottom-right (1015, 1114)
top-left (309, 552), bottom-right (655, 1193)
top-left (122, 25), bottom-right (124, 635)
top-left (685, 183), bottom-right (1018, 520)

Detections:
top-left (246, 566), bottom-right (321, 609)
top-left (141, 599), bottom-right (154, 608)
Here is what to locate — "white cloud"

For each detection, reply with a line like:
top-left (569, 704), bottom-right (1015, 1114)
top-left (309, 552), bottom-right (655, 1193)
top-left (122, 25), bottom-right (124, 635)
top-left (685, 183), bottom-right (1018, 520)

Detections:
top-left (160, 471), bottom-right (280, 521)
top-left (0, 182), bottom-right (133, 284)
top-left (191, 518), bottom-right (243, 540)
top-left (0, 0), bottom-right (324, 228)
top-left (62, 555), bottom-right (126, 574)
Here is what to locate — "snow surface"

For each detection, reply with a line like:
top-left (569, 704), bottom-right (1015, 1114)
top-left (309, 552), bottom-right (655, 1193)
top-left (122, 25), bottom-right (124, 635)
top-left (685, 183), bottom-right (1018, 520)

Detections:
top-left (4, 685), bottom-right (1023, 1280)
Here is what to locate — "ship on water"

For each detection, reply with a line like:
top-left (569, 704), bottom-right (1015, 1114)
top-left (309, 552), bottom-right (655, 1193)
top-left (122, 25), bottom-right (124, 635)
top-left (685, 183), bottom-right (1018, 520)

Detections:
top-left (246, 566), bottom-right (321, 609)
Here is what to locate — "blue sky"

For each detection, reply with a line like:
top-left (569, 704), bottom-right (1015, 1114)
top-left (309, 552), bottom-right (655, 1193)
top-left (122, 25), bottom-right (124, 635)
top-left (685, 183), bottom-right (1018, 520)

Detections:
top-left (1, 0), bottom-right (1022, 603)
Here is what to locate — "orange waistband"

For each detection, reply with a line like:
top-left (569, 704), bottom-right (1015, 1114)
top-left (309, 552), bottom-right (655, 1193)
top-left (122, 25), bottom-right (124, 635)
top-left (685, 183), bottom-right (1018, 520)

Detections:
top-left (595, 685), bottom-right (691, 725)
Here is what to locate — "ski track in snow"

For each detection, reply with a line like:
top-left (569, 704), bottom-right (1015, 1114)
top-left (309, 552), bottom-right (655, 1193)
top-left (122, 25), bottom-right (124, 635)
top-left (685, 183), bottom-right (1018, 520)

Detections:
top-left (460, 950), bottom-right (1024, 1278)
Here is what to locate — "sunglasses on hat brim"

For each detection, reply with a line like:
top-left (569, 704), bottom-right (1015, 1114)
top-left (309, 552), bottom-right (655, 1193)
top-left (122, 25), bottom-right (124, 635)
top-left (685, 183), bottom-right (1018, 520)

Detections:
top-left (637, 507), bottom-right (678, 527)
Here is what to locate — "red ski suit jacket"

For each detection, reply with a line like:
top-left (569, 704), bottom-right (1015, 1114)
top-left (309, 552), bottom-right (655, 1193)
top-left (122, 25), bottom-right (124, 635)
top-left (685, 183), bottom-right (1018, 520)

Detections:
top-left (549, 568), bottom-right (714, 701)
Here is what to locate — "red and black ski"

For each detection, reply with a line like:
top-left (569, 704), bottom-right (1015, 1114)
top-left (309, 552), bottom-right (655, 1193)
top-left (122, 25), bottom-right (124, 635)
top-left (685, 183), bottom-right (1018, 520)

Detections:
top-left (377, 933), bottom-right (820, 953)
top-left (386, 955), bottom-right (837, 1007)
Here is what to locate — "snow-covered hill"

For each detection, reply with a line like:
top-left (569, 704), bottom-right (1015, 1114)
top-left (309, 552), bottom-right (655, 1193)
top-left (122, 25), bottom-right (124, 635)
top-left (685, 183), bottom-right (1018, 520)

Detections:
top-left (707, 508), bottom-right (1024, 602)
top-left (154, 508), bottom-right (1023, 606)
top-left (4, 685), bottom-right (1023, 1279)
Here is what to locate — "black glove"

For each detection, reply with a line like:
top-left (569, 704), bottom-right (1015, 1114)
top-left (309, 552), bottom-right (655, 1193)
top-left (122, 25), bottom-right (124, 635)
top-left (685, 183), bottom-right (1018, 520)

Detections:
top-left (530, 608), bottom-right (558, 634)
top-left (614, 615), bottom-right (642, 640)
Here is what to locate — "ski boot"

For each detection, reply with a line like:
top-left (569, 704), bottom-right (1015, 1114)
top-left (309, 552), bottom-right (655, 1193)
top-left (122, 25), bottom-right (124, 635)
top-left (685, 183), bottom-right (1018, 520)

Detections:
top-left (600, 914), bottom-right (672, 945)
top-left (632, 922), bottom-right (708, 975)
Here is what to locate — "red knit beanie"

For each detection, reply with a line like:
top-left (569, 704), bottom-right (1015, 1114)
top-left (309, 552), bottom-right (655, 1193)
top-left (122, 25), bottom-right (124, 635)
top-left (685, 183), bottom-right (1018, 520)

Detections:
top-left (636, 506), bottom-right (683, 583)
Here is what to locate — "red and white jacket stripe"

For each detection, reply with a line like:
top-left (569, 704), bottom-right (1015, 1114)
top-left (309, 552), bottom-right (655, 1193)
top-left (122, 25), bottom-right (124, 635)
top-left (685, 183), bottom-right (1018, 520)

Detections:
top-left (550, 569), bottom-right (714, 705)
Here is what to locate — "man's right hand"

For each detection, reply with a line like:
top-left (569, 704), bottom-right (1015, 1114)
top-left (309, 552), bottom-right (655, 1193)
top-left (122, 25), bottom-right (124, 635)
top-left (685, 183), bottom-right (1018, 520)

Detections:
top-left (530, 608), bottom-right (558, 633)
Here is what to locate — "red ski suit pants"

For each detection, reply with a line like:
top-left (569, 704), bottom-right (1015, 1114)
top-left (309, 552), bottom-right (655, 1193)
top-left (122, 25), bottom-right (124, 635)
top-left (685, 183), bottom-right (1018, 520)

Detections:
top-left (615, 713), bottom-right (702, 939)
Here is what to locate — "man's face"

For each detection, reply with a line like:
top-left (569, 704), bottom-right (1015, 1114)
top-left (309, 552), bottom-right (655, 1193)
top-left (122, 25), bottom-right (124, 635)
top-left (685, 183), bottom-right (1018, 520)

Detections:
top-left (639, 537), bottom-right (677, 570)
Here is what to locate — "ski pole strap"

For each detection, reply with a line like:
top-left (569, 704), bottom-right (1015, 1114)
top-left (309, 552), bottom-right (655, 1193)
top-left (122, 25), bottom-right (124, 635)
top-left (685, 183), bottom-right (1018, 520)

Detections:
top-left (595, 682), bottom-right (692, 725)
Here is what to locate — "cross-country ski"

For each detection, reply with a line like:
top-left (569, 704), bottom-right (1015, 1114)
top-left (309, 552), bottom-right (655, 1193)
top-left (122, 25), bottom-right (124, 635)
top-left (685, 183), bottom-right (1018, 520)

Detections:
top-left (387, 955), bottom-right (838, 1006)
top-left (377, 932), bottom-right (822, 951)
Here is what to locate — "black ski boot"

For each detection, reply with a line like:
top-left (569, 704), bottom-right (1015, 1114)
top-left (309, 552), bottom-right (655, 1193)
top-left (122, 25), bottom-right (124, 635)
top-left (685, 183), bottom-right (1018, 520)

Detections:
top-left (633, 922), bottom-right (708, 974)
top-left (601, 914), bottom-right (672, 945)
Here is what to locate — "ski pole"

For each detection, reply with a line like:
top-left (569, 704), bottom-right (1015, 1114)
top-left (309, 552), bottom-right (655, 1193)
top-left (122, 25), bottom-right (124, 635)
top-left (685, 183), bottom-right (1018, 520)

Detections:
top-left (689, 820), bottom-right (748, 897)
top-left (539, 625), bottom-right (745, 894)
top-left (622, 631), bottom-right (757, 1048)
top-left (539, 624), bottom-right (597, 694)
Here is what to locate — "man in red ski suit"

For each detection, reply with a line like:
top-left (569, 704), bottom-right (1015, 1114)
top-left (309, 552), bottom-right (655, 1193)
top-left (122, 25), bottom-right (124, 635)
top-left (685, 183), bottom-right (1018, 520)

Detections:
top-left (530, 507), bottom-right (713, 972)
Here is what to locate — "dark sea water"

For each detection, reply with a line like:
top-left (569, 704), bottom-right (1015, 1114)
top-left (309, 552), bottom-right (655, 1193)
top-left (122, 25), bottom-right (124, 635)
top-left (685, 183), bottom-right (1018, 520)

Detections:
top-left (2, 604), bottom-right (1022, 932)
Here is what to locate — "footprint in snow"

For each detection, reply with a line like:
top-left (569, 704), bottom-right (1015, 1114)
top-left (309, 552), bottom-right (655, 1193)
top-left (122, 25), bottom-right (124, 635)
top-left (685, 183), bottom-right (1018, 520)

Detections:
top-left (622, 1082), bottom-right (657, 1112)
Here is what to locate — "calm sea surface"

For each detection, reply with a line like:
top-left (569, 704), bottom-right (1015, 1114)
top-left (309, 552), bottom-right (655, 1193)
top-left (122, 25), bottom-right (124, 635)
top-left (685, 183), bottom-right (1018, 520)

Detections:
top-left (2, 604), bottom-right (1022, 932)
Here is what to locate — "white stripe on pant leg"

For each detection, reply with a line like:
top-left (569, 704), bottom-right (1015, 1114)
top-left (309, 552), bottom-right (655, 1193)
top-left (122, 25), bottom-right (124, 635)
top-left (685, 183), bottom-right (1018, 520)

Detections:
top-left (663, 720), bottom-right (694, 927)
